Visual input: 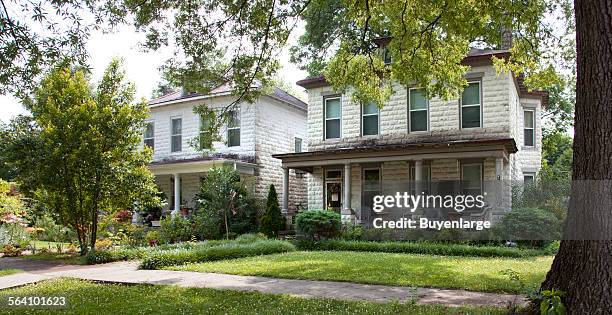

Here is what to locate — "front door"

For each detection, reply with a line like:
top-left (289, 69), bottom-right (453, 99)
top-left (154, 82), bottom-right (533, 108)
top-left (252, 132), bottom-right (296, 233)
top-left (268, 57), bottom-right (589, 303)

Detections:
top-left (326, 182), bottom-right (342, 213)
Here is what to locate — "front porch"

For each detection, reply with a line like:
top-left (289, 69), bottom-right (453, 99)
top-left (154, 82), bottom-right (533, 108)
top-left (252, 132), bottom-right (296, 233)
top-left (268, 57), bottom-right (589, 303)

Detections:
top-left (148, 157), bottom-right (258, 218)
top-left (273, 139), bottom-right (517, 225)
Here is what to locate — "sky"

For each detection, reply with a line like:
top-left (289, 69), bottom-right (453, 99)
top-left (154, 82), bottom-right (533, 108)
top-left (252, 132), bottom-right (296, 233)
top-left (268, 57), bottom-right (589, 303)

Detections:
top-left (0, 24), bottom-right (308, 124)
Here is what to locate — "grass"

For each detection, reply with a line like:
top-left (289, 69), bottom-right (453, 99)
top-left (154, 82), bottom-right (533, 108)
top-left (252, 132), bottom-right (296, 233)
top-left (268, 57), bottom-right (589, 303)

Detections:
top-left (169, 251), bottom-right (553, 294)
top-left (0, 269), bottom-right (23, 277)
top-left (0, 278), bottom-right (507, 314)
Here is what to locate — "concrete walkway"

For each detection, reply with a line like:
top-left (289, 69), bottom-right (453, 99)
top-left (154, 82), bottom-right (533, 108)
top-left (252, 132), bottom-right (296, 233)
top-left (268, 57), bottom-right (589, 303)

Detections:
top-left (0, 258), bottom-right (528, 308)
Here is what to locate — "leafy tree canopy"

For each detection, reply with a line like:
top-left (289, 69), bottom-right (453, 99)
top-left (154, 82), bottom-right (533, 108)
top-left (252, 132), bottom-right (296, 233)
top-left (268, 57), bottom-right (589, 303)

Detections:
top-left (0, 59), bottom-right (160, 253)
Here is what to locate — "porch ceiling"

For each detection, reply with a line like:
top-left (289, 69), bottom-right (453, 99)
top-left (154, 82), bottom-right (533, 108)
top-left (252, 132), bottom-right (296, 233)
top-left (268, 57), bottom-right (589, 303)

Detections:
top-left (273, 138), bottom-right (516, 170)
top-left (149, 157), bottom-right (258, 175)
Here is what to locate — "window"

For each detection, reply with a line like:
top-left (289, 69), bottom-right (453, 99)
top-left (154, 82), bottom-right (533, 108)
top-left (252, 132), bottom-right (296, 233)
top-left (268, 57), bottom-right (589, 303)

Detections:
top-left (383, 47), bottom-right (392, 64)
top-left (171, 118), bottom-right (182, 152)
top-left (324, 97), bottom-right (341, 139)
top-left (461, 163), bottom-right (483, 195)
top-left (524, 172), bottom-right (536, 183)
top-left (409, 164), bottom-right (431, 194)
top-left (409, 88), bottom-right (429, 132)
top-left (199, 114), bottom-right (213, 149)
top-left (362, 168), bottom-right (381, 217)
top-left (524, 109), bottom-right (535, 147)
top-left (362, 102), bottom-right (379, 136)
top-left (461, 82), bottom-right (481, 128)
top-left (227, 110), bottom-right (241, 147)
top-left (295, 137), bottom-right (302, 153)
top-left (144, 122), bottom-right (154, 149)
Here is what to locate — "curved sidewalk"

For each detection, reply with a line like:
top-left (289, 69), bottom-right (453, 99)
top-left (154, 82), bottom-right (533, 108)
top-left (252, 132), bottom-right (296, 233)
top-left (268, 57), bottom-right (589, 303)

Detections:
top-left (0, 258), bottom-right (528, 308)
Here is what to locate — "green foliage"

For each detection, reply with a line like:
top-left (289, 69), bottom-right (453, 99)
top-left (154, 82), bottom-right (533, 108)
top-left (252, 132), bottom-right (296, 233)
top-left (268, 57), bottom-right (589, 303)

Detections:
top-left (194, 167), bottom-right (260, 239)
top-left (0, 223), bottom-right (30, 248)
top-left (541, 132), bottom-right (573, 181)
top-left (295, 210), bottom-right (341, 240)
top-left (159, 216), bottom-right (194, 244)
top-left (339, 224), bottom-right (364, 240)
top-left (260, 185), bottom-right (285, 236)
top-left (139, 239), bottom-right (296, 270)
top-left (293, 239), bottom-right (548, 258)
top-left (0, 60), bottom-right (161, 254)
top-left (494, 208), bottom-right (562, 243)
top-left (32, 214), bottom-right (75, 243)
top-left (0, 180), bottom-right (25, 218)
top-left (538, 290), bottom-right (566, 315)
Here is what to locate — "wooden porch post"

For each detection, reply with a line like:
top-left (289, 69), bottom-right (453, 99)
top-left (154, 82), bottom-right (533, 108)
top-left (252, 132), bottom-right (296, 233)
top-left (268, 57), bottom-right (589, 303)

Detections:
top-left (282, 166), bottom-right (289, 214)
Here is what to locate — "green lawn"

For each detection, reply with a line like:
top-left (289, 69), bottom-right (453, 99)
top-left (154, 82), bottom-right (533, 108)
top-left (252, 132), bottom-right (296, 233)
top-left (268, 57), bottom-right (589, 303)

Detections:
top-left (0, 269), bottom-right (23, 277)
top-left (169, 251), bottom-right (553, 294)
top-left (0, 279), bottom-right (507, 314)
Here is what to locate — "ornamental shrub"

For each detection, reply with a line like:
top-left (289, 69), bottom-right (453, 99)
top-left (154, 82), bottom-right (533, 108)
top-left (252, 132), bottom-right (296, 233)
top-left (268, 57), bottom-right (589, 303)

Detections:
top-left (295, 210), bottom-right (341, 240)
top-left (493, 207), bottom-right (561, 246)
top-left (260, 185), bottom-right (285, 236)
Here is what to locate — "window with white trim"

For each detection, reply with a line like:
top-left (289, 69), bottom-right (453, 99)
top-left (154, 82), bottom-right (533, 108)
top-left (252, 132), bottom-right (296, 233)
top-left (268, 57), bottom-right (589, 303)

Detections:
top-left (461, 82), bottom-right (481, 128)
top-left (523, 172), bottom-right (536, 183)
top-left (144, 122), bottom-right (154, 149)
top-left (199, 114), bottom-right (212, 149)
top-left (362, 168), bottom-right (381, 218)
top-left (295, 137), bottom-right (302, 153)
top-left (227, 110), bottom-right (240, 147)
top-left (362, 102), bottom-right (379, 136)
top-left (409, 88), bottom-right (429, 132)
top-left (171, 118), bottom-right (182, 152)
top-left (524, 109), bottom-right (535, 147)
top-left (324, 97), bottom-right (341, 139)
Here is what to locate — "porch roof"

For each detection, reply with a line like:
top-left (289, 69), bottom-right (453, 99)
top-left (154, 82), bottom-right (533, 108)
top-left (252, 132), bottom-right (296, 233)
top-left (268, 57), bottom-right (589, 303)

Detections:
top-left (149, 156), bottom-right (258, 175)
top-left (273, 138), bottom-right (516, 170)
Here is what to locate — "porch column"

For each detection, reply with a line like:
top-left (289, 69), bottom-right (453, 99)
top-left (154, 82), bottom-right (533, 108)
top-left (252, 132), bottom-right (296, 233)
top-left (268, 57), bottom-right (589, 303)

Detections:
top-left (282, 166), bottom-right (289, 214)
top-left (495, 157), bottom-right (504, 208)
top-left (343, 163), bottom-right (352, 217)
top-left (414, 159), bottom-right (423, 195)
top-left (495, 157), bottom-right (503, 180)
top-left (172, 173), bottom-right (180, 217)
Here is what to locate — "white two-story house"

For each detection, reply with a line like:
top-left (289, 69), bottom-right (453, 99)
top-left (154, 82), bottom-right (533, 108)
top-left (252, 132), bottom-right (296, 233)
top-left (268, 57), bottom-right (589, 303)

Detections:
top-left (274, 46), bottom-right (546, 225)
top-left (144, 84), bottom-right (308, 217)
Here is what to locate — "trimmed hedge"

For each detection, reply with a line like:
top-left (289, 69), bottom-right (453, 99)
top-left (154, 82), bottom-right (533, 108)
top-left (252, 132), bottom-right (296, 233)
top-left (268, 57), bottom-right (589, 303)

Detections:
top-left (293, 239), bottom-right (550, 258)
top-left (140, 239), bottom-right (296, 270)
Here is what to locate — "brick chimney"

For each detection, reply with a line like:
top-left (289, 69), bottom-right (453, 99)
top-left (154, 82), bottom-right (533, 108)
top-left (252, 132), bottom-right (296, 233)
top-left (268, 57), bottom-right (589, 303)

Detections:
top-left (500, 26), bottom-right (513, 50)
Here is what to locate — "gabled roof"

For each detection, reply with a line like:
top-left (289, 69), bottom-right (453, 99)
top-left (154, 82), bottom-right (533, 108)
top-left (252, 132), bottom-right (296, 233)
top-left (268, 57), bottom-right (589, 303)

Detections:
top-left (148, 85), bottom-right (307, 110)
top-left (295, 48), bottom-right (548, 107)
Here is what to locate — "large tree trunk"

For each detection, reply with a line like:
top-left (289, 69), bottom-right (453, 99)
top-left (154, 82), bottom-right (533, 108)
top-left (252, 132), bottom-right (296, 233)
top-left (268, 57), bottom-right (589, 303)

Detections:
top-left (539, 1), bottom-right (612, 313)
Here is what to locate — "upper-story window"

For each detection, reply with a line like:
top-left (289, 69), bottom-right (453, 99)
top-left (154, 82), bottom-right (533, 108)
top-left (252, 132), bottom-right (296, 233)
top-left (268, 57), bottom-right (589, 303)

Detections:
top-left (171, 117), bottom-right (182, 152)
top-left (324, 97), bottom-right (341, 140)
top-left (461, 82), bottom-right (482, 129)
top-left (409, 88), bottom-right (429, 132)
top-left (295, 137), bottom-right (302, 153)
top-left (199, 114), bottom-right (212, 149)
top-left (144, 122), bottom-right (154, 150)
top-left (362, 102), bottom-right (379, 136)
top-left (524, 109), bottom-right (535, 147)
top-left (227, 109), bottom-right (241, 147)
